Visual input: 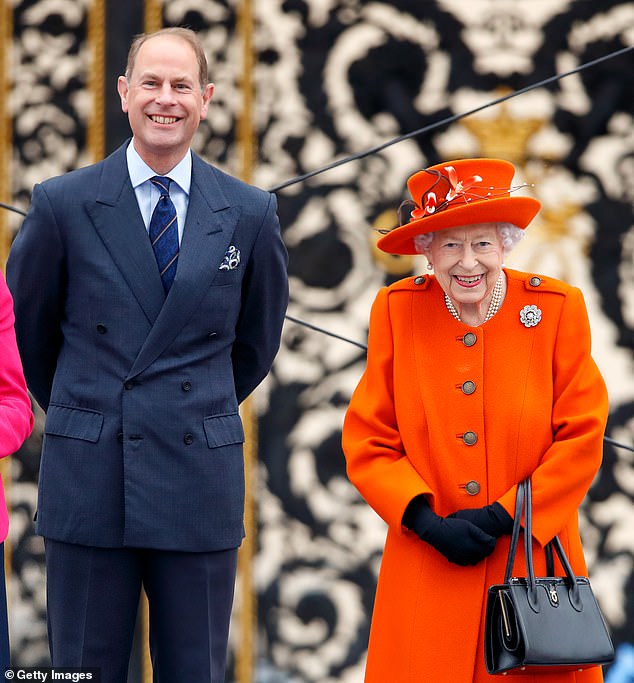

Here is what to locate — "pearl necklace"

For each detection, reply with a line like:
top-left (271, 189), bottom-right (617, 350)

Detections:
top-left (444, 273), bottom-right (504, 324)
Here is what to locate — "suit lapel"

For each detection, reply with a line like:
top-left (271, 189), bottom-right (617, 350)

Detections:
top-left (88, 144), bottom-right (165, 325)
top-left (127, 156), bottom-right (242, 379)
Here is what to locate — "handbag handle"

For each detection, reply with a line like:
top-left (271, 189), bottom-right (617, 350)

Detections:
top-left (503, 479), bottom-right (525, 583)
top-left (504, 479), bottom-right (583, 611)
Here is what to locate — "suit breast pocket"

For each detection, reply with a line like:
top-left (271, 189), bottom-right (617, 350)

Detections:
top-left (210, 265), bottom-right (243, 287)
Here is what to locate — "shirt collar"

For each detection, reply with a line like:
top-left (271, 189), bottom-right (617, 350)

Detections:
top-left (126, 140), bottom-right (192, 196)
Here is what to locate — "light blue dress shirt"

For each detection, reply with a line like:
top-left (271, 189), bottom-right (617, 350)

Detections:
top-left (126, 141), bottom-right (191, 244)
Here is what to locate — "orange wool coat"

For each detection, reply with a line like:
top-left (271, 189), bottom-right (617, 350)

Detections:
top-left (342, 268), bottom-right (609, 683)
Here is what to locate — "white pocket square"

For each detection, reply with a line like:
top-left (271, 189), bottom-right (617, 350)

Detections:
top-left (219, 245), bottom-right (240, 270)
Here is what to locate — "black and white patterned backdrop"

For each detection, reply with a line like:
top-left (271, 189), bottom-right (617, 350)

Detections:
top-left (5, 1), bottom-right (634, 681)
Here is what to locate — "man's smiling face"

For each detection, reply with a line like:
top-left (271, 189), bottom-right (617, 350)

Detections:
top-left (117, 34), bottom-right (214, 173)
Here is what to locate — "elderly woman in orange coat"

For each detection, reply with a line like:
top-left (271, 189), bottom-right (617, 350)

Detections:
top-left (342, 158), bottom-right (609, 683)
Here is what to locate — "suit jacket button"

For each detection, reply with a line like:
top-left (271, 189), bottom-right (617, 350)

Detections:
top-left (184, 433), bottom-right (194, 445)
top-left (181, 380), bottom-right (192, 392)
top-left (96, 323), bottom-right (107, 334)
top-left (465, 480), bottom-right (481, 496)
top-left (529, 276), bottom-right (542, 287)
top-left (124, 381), bottom-right (134, 390)
top-left (462, 333), bottom-right (477, 347)
top-left (462, 431), bottom-right (478, 446)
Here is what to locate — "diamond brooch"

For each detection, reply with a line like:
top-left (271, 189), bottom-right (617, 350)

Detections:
top-left (520, 304), bottom-right (542, 328)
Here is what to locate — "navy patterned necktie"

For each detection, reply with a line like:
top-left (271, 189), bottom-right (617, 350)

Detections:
top-left (149, 176), bottom-right (179, 293)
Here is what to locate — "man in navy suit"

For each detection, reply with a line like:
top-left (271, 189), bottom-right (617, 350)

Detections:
top-left (7, 27), bottom-right (288, 682)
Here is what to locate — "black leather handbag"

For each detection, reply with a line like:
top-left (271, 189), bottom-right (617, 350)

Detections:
top-left (485, 479), bottom-right (615, 675)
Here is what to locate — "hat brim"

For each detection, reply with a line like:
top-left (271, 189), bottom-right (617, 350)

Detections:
top-left (377, 195), bottom-right (541, 255)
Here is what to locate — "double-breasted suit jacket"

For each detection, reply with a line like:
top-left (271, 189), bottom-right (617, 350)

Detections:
top-left (7, 142), bottom-right (288, 552)
top-left (342, 269), bottom-right (609, 683)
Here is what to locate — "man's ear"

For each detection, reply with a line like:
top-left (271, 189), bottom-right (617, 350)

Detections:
top-left (117, 76), bottom-right (130, 113)
top-left (200, 83), bottom-right (215, 119)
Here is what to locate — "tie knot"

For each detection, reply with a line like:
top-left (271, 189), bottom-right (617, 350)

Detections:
top-left (150, 176), bottom-right (172, 197)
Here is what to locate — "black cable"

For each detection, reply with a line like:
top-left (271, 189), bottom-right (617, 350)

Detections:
top-left (4, 46), bottom-right (631, 222)
top-left (285, 314), bottom-right (368, 351)
top-left (3, 47), bottom-right (629, 212)
top-left (268, 44), bottom-right (633, 193)
top-left (282, 318), bottom-right (634, 452)
top-left (603, 436), bottom-right (634, 454)
top-left (0, 201), bottom-right (26, 217)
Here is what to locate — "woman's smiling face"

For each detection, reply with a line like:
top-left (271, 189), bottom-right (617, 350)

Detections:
top-left (426, 223), bottom-right (505, 308)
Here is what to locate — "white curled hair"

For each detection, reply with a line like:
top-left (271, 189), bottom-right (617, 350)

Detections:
top-left (413, 222), bottom-right (524, 255)
top-left (497, 223), bottom-right (524, 252)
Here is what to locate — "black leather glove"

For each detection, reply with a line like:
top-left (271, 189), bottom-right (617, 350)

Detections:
top-left (403, 495), bottom-right (496, 566)
top-left (448, 502), bottom-right (513, 538)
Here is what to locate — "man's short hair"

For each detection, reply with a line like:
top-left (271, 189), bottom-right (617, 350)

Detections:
top-left (125, 27), bottom-right (209, 91)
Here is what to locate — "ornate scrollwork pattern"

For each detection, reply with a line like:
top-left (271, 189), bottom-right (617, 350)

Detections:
top-left (5, 1), bottom-right (634, 680)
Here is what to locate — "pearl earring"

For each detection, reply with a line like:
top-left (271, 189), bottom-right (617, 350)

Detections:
top-left (427, 262), bottom-right (433, 271)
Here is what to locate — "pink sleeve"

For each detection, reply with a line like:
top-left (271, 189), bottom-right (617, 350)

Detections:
top-left (0, 273), bottom-right (33, 458)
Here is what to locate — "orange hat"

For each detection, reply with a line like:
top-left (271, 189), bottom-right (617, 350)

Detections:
top-left (377, 158), bottom-right (541, 255)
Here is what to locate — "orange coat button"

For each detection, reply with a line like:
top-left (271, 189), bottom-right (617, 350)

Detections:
top-left (466, 480), bottom-right (481, 495)
top-left (462, 333), bottom-right (477, 347)
top-left (461, 381), bottom-right (476, 395)
top-left (462, 431), bottom-right (478, 445)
